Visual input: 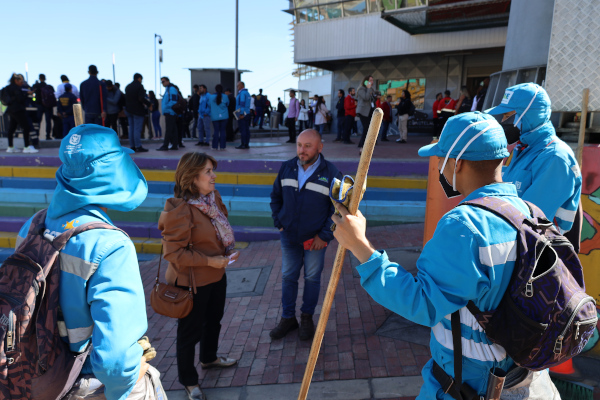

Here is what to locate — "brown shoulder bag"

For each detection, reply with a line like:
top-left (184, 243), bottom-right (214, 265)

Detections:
top-left (150, 249), bottom-right (196, 319)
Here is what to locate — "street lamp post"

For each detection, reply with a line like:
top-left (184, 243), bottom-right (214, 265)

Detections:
top-left (112, 53), bottom-right (116, 82)
top-left (154, 34), bottom-right (163, 94)
top-left (234, 0), bottom-right (239, 93)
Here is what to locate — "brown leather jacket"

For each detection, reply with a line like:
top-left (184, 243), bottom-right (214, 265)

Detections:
top-left (158, 193), bottom-right (228, 287)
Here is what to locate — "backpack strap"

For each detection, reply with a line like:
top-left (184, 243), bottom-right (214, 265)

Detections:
top-left (460, 196), bottom-right (529, 230)
top-left (451, 311), bottom-right (463, 398)
top-left (51, 221), bottom-right (129, 252)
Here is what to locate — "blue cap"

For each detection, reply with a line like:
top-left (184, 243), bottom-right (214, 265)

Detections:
top-left (418, 112), bottom-right (509, 161)
top-left (47, 124), bottom-right (148, 219)
top-left (486, 82), bottom-right (550, 116)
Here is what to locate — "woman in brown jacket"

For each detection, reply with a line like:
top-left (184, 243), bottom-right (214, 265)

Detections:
top-left (158, 152), bottom-right (238, 400)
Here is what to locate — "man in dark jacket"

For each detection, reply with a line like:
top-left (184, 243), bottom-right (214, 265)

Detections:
top-left (115, 83), bottom-right (128, 139)
top-left (80, 65), bottom-right (108, 125)
top-left (31, 73), bottom-right (55, 140)
top-left (255, 88), bottom-right (266, 130)
top-left (225, 88), bottom-right (236, 142)
top-left (57, 83), bottom-right (78, 138)
top-left (269, 129), bottom-right (342, 341)
top-left (4, 73), bottom-right (37, 153)
top-left (105, 80), bottom-right (121, 134)
top-left (334, 89), bottom-right (345, 142)
top-left (125, 73), bottom-right (150, 152)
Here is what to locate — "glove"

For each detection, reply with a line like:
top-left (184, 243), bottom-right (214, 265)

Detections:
top-left (329, 175), bottom-right (365, 231)
top-left (138, 336), bottom-right (157, 362)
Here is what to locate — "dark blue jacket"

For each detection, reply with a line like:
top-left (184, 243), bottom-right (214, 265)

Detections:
top-left (80, 76), bottom-right (108, 114)
top-left (270, 155), bottom-right (342, 244)
top-left (57, 92), bottom-right (78, 116)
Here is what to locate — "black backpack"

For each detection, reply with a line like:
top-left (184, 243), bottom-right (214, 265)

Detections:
top-left (0, 86), bottom-right (13, 106)
top-left (169, 86), bottom-right (187, 115)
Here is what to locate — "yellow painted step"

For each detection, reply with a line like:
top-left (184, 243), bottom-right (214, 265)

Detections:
top-left (0, 166), bottom-right (427, 189)
top-left (0, 232), bottom-right (17, 248)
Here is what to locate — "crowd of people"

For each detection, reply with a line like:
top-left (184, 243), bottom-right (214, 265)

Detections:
top-left (3, 77), bottom-right (590, 400)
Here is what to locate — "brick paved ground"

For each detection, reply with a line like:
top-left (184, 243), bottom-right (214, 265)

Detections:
top-left (139, 223), bottom-right (429, 395)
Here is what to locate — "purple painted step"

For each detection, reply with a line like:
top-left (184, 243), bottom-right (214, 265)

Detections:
top-left (0, 155), bottom-right (428, 177)
top-left (0, 217), bottom-right (279, 242)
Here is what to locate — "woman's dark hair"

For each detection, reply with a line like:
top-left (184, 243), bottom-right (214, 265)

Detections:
top-left (149, 91), bottom-right (156, 101)
top-left (403, 90), bottom-right (411, 100)
top-left (316, 96), bottom-right (324, 110)
top-left (300, 99), bottom-right (305, 107)
top-left (9, 73), bottom-right (21, 84)
top-left (362, 75), bottom-right (372, 87)
top-left (174, 152), bottom-right (218, 200)
top-left (215, 84), bottom-right (223, 106)
top-left (339, 89), bottom-right (345, 97)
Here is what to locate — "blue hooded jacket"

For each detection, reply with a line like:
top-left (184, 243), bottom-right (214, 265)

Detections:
top-left (18, 125), bottom-right (149, 400)
top-left (208, 92), bottom-right (229, 122)
top-left (198, 93), bottom-right (210, 117)
top-left (236, 88), bottom-right (251, 115)
top-left (162, 85), bottom-right (179, 116)
top-left (487, 83), bottom-right (582, 233)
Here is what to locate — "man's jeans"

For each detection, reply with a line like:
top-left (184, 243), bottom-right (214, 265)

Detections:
top-left (280, 233), bottom-right (327, 319)
top-left (238, 116), bottom-right (250, 146)
top-left (62, 116), bottom-right (75, 137)
top-left (197, 115), bottom-right (212, 143)
top-left (336, 116), bottom-right (344, 140)
top-left (127, 112), bottom-right (144, 149)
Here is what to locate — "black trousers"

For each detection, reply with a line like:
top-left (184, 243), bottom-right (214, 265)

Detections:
top-left (286, 118), bottom-right (296, 141)
top-left (358, 114), bottom-right (370, 148)
top-left (163, 114), bottom-right (179, 148)
top-left (226, 116), bottom-right (235, 141)
top-left (107, 113), bottom-right (119, 134)
top-left (7, 110), bottom-right (31, 147)
top-left (343, 115), bottom-right (354, 142)
top-left (177, 274), bottom-right (227, 386)
top-left (36, 105), bottom-right (53, 137)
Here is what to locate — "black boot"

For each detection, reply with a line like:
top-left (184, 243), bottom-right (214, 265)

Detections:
top-left (299, 313), bottom-right (315, 341)
top-left (270, 317), bottom-right (299, 340)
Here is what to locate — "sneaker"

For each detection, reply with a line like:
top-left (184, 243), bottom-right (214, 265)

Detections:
top-left (23, 146), bottom-right (39, 154)
top-left (6, 147), bottom-right (18, 153)
top-left (200, 356), bottom-right (238, 370)
top-left (179, 143), bottom-right (186, 148)
top-left (235, 145), bottom-right (246, 149)
top-left (135, 147), bottom-right (149, 153)
top-left (396, 138), bottom-right (407, 143)
top-left (381, 137), bottom-right (389, 142)
top-left (195, 142), bottom-right (204, 146)
top-left (156, 146), bottom-right (169, 151)
top-left (270, 317), bottom-right (299, 340)
top-left (299, 313), bottom-right (315, 341)
top-left (184, 385), bottom-right (206, 400)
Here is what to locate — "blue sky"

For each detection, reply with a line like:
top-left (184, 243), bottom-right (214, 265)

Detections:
top-left (0, 0), bottom-right (297, 99)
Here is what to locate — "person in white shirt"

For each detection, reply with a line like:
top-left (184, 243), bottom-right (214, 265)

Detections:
top-left (314, 96), bottom-right (329, 136)
top-left (55, 75), bottom-right (79, 99)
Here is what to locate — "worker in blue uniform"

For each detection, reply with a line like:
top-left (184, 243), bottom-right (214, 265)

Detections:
top-left (331, 112), bottom-right (560, 399)
top-left (486, 82), bottom-right (582, 238)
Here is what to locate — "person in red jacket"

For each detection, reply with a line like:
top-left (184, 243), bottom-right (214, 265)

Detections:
top-left (343, 88), bottom-right (357, 144)
top-left (436, 90), bottom-right (456, 132)
top-left (432, 92), bottom-right (443, 136)
top-left (379, 95), bottom-right (392, 142)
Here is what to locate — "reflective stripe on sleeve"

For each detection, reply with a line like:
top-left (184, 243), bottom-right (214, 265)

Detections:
top-left (478, 241), bottom-right (517, 267)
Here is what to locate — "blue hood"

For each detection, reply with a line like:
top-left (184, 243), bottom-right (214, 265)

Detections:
top-left (486, 83), bottom-right (551, 133)
top-left (48, 124), bottom-right (148, 219)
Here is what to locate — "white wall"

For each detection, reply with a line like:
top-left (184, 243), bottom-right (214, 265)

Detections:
top-left (298, 74), bottom-right (333, 109)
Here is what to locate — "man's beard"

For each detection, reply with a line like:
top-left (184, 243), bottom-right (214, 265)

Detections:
top-left (299, 153), bottom-right (319, 166)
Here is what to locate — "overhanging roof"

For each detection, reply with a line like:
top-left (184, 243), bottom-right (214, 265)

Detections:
top-left (381, 0), bottom-right (511, 35)
top-left (187, 68), bottom-right (251, 73)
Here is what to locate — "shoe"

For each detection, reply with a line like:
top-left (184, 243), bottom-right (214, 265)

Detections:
top-left (235, 145), bottom-right (247, 149)
top-left (299, 313), bottom-right (315, 341)
top-left (382, 137), bottom-right (389, 142)
top-left (179, 143), bottom-right (186, 148)
top-left (396, 138), bottom-right (407, 143)
top-left (184, 385), bottom-right (206, 400)
top-left (200, 356), bottom-right (238, 370)
top-left (333, 138), bottom-right (342, 142)
top-left (6, 147), bottom-right (19, 153)
top-left (135, 147), bottom-right (149, 153)
top-left (45, 136), bottom-right (52, 140)
top-left (285, 140), bottom-right (295, 143)
top-left (343, 140), bottom-right (355, 144)
top-left (212, 147), bottom-right (218, 151)
top-left (195, 142), bottom-right (203, 146)
top-left (156, 147), bottom-right (169, 151)
top-left (202, 142), bottom-right (210, 147)
top-left (170, 146), bottom-right (179, 151)
top-left (23, 145), bottom-right (39, 154)
top-left (270, 317), bottom-right (299, 340)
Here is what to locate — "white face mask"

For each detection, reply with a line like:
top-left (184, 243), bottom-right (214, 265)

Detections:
top-left (440, 121), bottom-right (495, 193)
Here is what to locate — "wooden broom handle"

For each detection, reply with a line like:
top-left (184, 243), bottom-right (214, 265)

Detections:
top-left (73, 104), bottom-right (84, 127)
top-left (297, 108), bottom-right (383, 400)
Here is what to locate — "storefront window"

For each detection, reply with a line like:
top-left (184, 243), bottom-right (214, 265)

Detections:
top-left (378, 78), bottom-right (426, 109)
top-left (400, 0), bottom-right (427, 7)
top-left (343, 0), bottom-right (367, 16)
top-left (295, 0), bottom-right (317, 7)
top-left (367, 0), bottom-right (380, 12)
top-left (319, 3), bottom-right (343, 19)
top-left (381, 0), bottom-right (397, 10)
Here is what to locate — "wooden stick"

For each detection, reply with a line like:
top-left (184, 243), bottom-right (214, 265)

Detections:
top-left (576, 88), bottom-right (589, 168)
top-left (73, 104), bottom-right (84, 127)
top-left (297, 108), bottom-right (383, 400)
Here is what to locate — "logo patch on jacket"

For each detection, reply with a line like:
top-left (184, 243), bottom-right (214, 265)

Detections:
top-left (318, 176), bottom-right (329, 184)
top-left (62, 219), bottom-right (79, 230)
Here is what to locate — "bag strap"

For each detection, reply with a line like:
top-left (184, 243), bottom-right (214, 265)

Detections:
top-left (451, 311), bottom-right (464, 399)
top-left (155, 245), bottom-right (197, 294)
top-left (52, 221), bottom-right (128, 252)
top-left (460, 197), bottom-right (528, 230)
